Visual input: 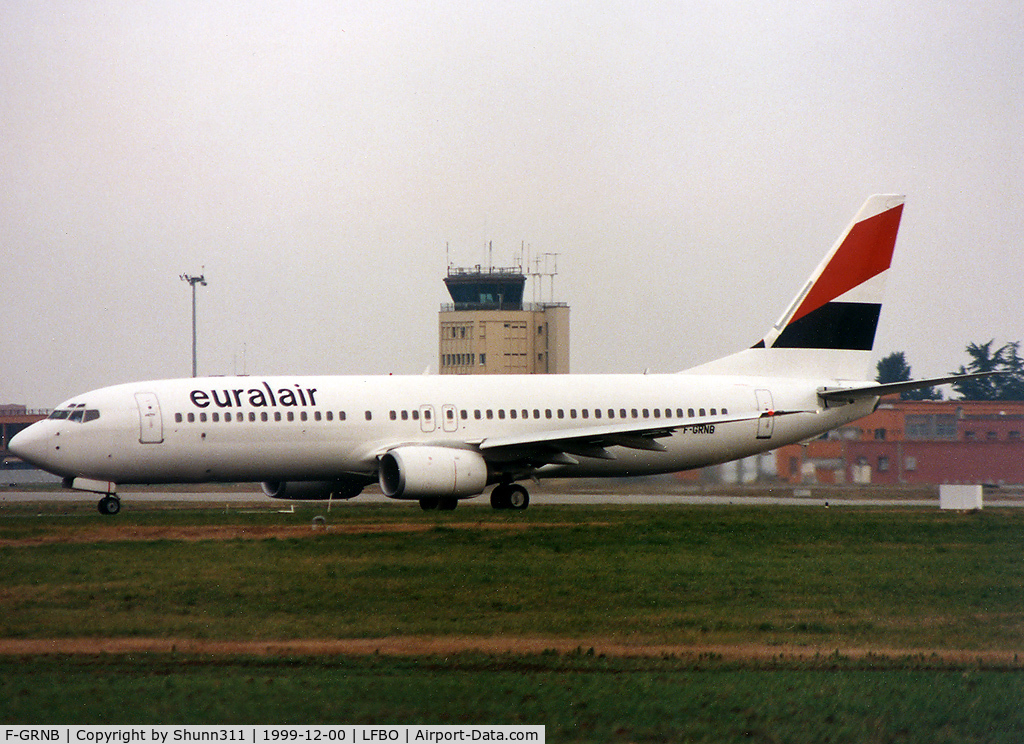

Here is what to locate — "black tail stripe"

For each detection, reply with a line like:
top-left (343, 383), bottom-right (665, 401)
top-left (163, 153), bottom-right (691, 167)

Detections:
top-left (771, 302), bottom-right (881, 351)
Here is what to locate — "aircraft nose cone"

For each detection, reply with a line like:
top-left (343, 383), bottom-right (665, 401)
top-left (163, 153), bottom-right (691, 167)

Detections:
top-left (8, 423), bottom-right (52, 470)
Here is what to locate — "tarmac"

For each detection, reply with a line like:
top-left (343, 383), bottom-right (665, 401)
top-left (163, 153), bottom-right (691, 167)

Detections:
top-left (3, 483), bottom-right (1023, 509)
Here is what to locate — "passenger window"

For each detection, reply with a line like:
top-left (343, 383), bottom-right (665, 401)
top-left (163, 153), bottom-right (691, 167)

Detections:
top-left (533, 409), bottom-right (540, 419)
top-left (620, 409), bottom-right (627, 419)
top-left (314, 411), bottom-right (322, 421)
top-left (677, 409), bottom-right (684, 418)
top-left (339, 411), bottom-right (347, 421)
top-left (424, 410), bottom-right (432, 420)
top-left (631, 409), bottom-right (639, 418)
top-left (475, 410), bottom-right (482, 420)
top-left (261, 412), bottom-right (268, 422)
top-left (522, 409), bottom-right (529, 419)
top-left (546, 409), bottom-right (553, 419)
top-left (200, 413), bottom-right (208, 423)
top-left (642, 409), bottom-right (649, 418)
top-left (300, 411), bottom-right (307, 422)
top-left (225, 413), bottom-right (232, 423)
top-left (187, 413), bottom-right (195, 423)
top-left (557, 409), bottom-right (564, 419)
top-left (499, 409), bottom-right (506, 419)
top-left (581, 410), bottom-right (589, 419)
top-left (275, 412), bottom-right (282, 422)
top-left (365, 411), bottom-right (372, 421)
top-left (175, 413), bottom-right (183, 424)
top-left (509, 409), bottom-right (516, 419)
top-left (710, 408), bottom-right (717, 416)
top-left (390, 411), bottom-right (397, 421)
top-left (249, 412), bottom-right (256, 422)
top-left (699, 408), bottom-right (706, 416)
top-left (653, 409), bottom-right (660, 418)
top-left (460, 410), bottom-right (468, 420)
top-left (570, 409), bottom-right (577, 419)
top-left (722, 408), bottom-right (728, 415)
top-left (486, 410), bottom-right (494, 419)
top-left (326, 411), bottom-right (333, 421)
top-left (688, 408), bottom-right (695, 417)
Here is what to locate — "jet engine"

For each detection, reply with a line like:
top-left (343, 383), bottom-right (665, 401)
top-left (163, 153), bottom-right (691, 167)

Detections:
top-left (378, 446), bottom-right (488, 500)
top-left (260, 478), bottom-right (368, 501)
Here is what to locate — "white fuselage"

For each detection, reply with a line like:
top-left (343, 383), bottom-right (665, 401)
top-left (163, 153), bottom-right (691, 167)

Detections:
top-left (12, 373), bottom-right (875, 490)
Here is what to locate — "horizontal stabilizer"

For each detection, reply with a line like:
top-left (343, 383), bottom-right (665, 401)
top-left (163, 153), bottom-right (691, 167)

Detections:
top-left (818, 371), bottom-right (1004, 403)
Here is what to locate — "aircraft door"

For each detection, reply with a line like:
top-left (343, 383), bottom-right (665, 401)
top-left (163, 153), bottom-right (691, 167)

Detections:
top-left (755, 389), bottom-right (774, 440)
top-left (135, 392), bottom-right (164, 444)
top-left (419, 405), bottom-right (436, 433)
top-left (441, 404), bottom-right (459, 433)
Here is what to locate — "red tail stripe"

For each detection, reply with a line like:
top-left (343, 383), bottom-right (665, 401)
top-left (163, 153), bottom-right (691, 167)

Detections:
top-left (789, 203), bottom-right (903, 325)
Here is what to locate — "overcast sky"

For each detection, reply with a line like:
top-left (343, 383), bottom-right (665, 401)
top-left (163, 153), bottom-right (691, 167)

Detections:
top-left (3, 1), bottom-right (1021, 407)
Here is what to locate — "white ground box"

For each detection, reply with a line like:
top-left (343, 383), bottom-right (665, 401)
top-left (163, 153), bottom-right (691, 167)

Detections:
top-left (940, 484), bottom-right (984, 510)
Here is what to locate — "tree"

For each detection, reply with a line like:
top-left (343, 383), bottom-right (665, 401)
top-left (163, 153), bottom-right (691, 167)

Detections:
top-left (951, 340), bottom-right (1024, 401)
top-left (875, 351), bottom-right (941, 400)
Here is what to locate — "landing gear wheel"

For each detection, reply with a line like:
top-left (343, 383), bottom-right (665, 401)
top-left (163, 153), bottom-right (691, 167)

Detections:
top-left (507, 485), bottom-right (530, 511)
top-left (419, 497), bottom-right (440, 511)
top-left (490, 485), bottom-right (511, 510)
top-left (97, 496), bottom-right (121, 515)
top-left (438, 497), bottom-right (458, 511)
top-left (490, 484), bottom-right (529, 510)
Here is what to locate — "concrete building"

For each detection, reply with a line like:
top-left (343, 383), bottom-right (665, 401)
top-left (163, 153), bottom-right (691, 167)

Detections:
top-left (439, 265), bottom-right (569, 375)
top-left (774, 398), bottom-right (1024, 486)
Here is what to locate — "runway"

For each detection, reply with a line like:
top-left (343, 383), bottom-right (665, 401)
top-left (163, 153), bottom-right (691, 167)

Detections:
top-left (3, 487), bottom-right (1023, 509)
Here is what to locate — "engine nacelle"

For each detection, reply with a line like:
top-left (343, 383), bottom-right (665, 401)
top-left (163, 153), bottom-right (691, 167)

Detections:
top-left (378, 446), bottom-right (488, 500)
top-left (260, 479), bottom-right (367, 501)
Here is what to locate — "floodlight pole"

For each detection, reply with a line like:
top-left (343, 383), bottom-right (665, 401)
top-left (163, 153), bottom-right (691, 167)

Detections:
top-left (180, 272), bottom-right (207, 378)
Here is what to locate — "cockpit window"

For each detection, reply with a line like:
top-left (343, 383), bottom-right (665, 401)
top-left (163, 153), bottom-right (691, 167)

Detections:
top-left (48, 404), bottom-right (100, 423)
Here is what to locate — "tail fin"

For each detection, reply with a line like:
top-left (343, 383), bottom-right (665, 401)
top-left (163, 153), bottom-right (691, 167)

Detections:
top-left (683, 194), bottom-right (905, 381)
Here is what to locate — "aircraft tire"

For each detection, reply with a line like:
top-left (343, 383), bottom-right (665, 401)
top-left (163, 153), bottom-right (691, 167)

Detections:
top-left (438, 497), bottom-right (458, 511)
top-left (508, 485), bottom-right (530, 511)
top-left (490, 486), bottom-right (511, 510)
top-left (419, 497), bottom-right (440, 511)
top-left (98, 496), bottom-right (121, 516)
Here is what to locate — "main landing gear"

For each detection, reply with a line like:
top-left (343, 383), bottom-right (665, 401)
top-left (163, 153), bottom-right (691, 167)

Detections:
top-left (417, 484), bottom-right (531, 511)
top-left (97, 495), bottom-right (121, 515)
top-left (490, 483), bottom-right (530, 511)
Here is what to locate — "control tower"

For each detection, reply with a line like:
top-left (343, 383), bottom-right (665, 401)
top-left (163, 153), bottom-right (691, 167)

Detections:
top-left (439, 260), bottom-right (569, 375)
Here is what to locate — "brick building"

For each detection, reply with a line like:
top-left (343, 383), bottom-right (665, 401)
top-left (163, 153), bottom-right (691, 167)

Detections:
top-left (775, 399), bottom-right (1024, 486)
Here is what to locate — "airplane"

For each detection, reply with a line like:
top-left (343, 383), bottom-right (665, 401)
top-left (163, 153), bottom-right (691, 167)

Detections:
top-left (10, 194), bottom-right (984, 515)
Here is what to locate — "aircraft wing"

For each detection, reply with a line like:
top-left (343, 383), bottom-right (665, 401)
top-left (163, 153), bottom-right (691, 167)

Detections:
top-left (818, 371), bottom-right (1004, 403)
top-left (477, 409), bottom-right (803, 465)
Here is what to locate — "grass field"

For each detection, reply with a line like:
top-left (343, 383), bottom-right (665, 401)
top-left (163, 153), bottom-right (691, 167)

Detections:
top-left (2, 502), bottom-right (1023, 739)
